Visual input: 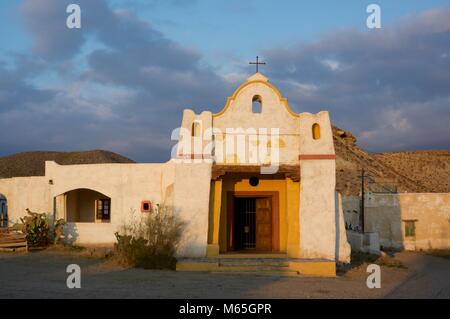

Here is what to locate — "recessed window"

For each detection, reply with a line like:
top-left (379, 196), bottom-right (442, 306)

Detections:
top-left (404, 220), bottom-right (416, 237)
top-left (96, 199), bottom-right (111, 221)
top-left (249, 176), bottom-right (260, 187)
top-left (312, 123), bottom-right (321, 140)
top-left (252, 95), bottom-right (262, 113)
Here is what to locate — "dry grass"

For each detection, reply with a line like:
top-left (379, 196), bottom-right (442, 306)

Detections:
top-left (114, 206), bottom-right (184, 270)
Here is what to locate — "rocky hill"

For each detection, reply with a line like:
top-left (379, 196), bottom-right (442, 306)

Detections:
top-left (333, 127), bottom-right (450, 195)
top-left (373, 151), bottom-right (450, 193)
top-left (0, 150), bottom-right (135, 178)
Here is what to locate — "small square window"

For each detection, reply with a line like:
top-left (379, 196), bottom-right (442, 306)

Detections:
top-left (404, 220), bottom-right (416, 237)
top-left (141, 200), bottom-right (152, 213)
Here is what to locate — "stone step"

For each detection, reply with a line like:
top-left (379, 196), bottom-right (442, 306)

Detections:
top-left (217, 259), bottom-right (294, 273)
top-left (211, 270), bottom-right (301, 277)
top-left (218, 260), bottom-right (289, 267)
top-left (218, 265), bottom-right (291, 272)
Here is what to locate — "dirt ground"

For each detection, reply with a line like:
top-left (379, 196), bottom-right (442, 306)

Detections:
top-left (0, 250), bottom-right (448, 299)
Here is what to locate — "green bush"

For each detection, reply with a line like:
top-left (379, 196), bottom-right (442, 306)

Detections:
top-left (114, 205), bottom-right (185, 269)
top-left (14, 209), bottom-right (66, 247)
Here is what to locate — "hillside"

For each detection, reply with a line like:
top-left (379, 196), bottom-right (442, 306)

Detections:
top-left (0, 150), bottom-right (135, 179)
top-left (373, 151), bottom-right (450, 193)
top-left (333, 127), bottom-right (450, 195)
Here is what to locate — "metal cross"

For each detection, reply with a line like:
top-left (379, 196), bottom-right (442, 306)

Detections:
top-left (249, 56), bottom-right (266, 73)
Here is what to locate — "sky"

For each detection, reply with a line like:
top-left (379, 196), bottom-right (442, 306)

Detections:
top-left (0, 0), bottom-right (450, 162)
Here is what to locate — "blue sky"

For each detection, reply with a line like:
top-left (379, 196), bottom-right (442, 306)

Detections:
top-left (1, 0), bottom-right (450, 161)
top-left (3, 0), bottom-right (450, 71)
top-left (120, 0), bottom-right (450, 70)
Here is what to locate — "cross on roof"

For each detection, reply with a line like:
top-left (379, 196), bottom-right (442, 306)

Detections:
top-left (249, 56), bottom-right (266, 73)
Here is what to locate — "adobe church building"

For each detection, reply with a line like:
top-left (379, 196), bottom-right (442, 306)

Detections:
top-left (0, 72), bottom-right (351, 276)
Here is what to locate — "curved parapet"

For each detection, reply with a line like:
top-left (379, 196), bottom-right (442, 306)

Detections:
top-left (213, 72), bottom-right (299, 119)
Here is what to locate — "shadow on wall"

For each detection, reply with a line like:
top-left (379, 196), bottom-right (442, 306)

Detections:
top-left (344, 192), bottom-right (450, 251)
top-left (335, 192), bottom-right (351, 263)
top-left (343, 193), bottom-right (403, 251)
top-left (370, 193), bottom-right (404, 250)
top-left (60, 223), bottom-right (79, 245)
top-left (175, 206), bottom-right (206, 258)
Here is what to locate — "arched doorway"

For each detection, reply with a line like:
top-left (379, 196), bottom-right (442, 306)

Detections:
top-left (55, 189), bottom-right (111, 223)
top-left (0, 194), bottom-right (7, 228)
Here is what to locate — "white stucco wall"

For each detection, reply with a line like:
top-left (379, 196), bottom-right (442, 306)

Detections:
top-left (177, 73), bottom-right (301, 166)
top-left (0, 161), bottom-right (177, 246)
top-left (0, 176), bottom-right (52, 223)
top-left (343, 193), bottom-right (450, 250)
top-left (299, 160), bottom-right (337, 260)
top-left (0, 160), bottom-right (214, 256)
top-left (173, 162), bottom-right (212, 257)
top-left (298, 111), bottom-right (342, 261)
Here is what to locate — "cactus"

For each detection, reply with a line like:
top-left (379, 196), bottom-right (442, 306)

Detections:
top-left (15, 209), bottom-right (66, 247)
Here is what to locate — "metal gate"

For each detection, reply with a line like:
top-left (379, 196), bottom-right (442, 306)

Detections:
top-left (234, 198), bottom-right (256, 250)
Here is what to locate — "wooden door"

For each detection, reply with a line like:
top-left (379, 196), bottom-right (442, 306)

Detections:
top-left (256, 197), bottom-right (272, 251)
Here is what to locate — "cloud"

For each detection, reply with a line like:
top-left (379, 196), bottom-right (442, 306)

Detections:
top-left (263, 6), bottom-right (450, 152)
top-left (1, 0), bottom-right (231, 162)
top-left (1, 2), bottom-right (449, 163)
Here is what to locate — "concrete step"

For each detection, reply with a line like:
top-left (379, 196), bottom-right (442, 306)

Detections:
top-left (176, 257), bottom-right (336, 277)
top-left (218, 259), bottom-right (289, 267)
top-left (211, 270), bottom-right (301, 277)
top-left (218, 265), bottom-right (291, 272)
top-left (217, 259), bottom-right (295, 273)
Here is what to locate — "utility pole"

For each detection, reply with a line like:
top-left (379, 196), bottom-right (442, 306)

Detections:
top-left (357, 168), bottom-right (370, 233)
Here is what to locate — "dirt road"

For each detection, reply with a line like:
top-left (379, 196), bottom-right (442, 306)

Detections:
top-left (0, 251), bottom-right (448, 298)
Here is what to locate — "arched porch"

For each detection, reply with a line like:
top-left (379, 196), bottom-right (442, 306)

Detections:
top-left (55, 188), bottom-right (111, 223)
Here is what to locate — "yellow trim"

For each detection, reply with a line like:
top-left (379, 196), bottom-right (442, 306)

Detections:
top-left (215, 176), bottom-right (300, 256)
top-left (213, 80), bottom-right (299, 118)
top-left (288, 261), bottom-right (336, 277)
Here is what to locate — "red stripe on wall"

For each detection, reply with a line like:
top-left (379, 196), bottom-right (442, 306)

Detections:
top-left (298, 154), bottom-right (336, 160)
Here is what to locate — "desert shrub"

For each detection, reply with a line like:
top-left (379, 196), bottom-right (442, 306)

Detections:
top-left (114, 205), bottom-right (185, 269)
top-left (14, 209), bottom-right (66, 247)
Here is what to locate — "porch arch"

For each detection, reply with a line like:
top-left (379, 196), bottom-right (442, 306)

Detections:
top-left (55, 188), bottom-right (111, 223)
